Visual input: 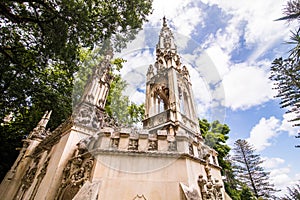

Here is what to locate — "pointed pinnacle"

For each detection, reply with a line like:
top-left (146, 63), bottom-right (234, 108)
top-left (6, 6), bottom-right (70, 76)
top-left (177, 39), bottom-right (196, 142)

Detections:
top-left (39, 110), bottom-right (52, 128)
top-left (163, 16), bottom-right (167, 27)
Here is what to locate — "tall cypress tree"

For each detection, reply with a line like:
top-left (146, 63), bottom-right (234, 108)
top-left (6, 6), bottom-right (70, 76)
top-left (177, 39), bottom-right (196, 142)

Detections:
top-left (232, 139), bottom-right (277, 199)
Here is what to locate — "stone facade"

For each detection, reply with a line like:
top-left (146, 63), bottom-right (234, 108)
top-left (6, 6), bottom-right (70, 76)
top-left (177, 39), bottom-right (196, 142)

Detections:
top-left (0, 18), bottom-right (231, 200)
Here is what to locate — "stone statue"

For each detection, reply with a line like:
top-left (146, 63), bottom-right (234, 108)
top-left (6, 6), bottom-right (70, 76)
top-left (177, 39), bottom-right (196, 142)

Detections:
top-left (128, 139), bottom-right (139, 151)
top-left (148, 140), bottom-right (157, 151)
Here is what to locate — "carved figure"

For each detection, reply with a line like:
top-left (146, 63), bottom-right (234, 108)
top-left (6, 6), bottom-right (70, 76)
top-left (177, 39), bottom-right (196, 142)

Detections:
top-left (147, 64), bottom-right (154, 74)
top-left (148, 140), bottom-right (157, 151)
top-left (128, 139), bottom-right (139, 151)
top-left (168, 140), bottom-right (177, 151)
top-left (110, 138), bottom-right (119, 149)
top-left (55, 146), bottom-right (94, 200)
top-left (182, 66), bottom-right (189, 77)
top-left (189, 143), bottom-right (194, 155)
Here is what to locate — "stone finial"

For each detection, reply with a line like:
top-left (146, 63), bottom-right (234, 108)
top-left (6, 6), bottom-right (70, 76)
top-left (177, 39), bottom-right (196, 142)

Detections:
top-left (29, 110), bottom-right (52, 139)
top-left (163, 16), bottom-right (167, 27)
top-left (38, 110), bottom-right (52, 129)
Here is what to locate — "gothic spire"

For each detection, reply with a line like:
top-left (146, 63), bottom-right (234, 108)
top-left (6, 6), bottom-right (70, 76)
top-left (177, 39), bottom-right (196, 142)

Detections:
top-left (156, 17), bottom-right (177, 53)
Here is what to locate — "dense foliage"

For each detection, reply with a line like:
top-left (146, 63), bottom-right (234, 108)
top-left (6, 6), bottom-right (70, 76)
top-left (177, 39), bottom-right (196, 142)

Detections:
top-left (105, 74), bottom-right (144, 125)
top-left (0, 0), bottom-right (153, 181)
top-left (199, 119), bottom-right (257, 199)
top-left (232, 139), bottom-right (276, 199)
top-left (271, 0), bottom-right (300, 127)
top-left (199, 119), bottom-right (231, 173)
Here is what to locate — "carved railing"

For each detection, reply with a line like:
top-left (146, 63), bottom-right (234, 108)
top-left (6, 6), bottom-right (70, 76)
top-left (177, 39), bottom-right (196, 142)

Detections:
top-left (143, 109), bottom-right (171, 129)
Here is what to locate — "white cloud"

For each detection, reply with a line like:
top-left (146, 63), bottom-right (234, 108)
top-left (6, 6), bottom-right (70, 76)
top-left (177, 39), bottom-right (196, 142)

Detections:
top-left (116, 48), bottom-right (154, 105)
top-left (247, 114), bottom-right (299, 151)
top-left (280, 112), bottom-right (299, 136)
top-left (270, 167), bottom-right (292, 188)
top-left (188, 64), bottom-right (214, 117)
top-left (149, 0), bottom-right (204, 38)
top-left (206, 0), bottom-right (290, 62)
top-left (267, 167), bottom-right (300, 197)
top-left (261, 157), bottom-right (285, 169)
top-left (257, 157), bottom-right (300, 197)
top-left (130, 91), bottom-right (145, 105)
top-left (220, 63), bottom-right (275, 110)
top-left (247, 116), bottom-right (281, 151)
top-left (205, 44), bottom-right (230, 79)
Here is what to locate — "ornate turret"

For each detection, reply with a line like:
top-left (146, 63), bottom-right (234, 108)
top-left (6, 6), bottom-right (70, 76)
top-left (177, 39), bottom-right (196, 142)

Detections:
top-left (144, 18), bottom-right (200, 140)
top-left (156, 17), bottom-right (177, 54)
top-left (73, 49), bottom-right (114, 130)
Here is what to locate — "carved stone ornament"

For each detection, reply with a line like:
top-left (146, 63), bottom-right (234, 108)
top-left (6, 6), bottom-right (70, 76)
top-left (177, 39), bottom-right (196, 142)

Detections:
top-left (74, 104), bottom-right (100, 129)
top-left (29, 111), bottom-right (52, 140)
top-left (13, 156), bottom-right (41, 200)
top-left (128, 138), bottom-right (139, 151)
top-left (133, 194), bottom-right (147, 200)
top-left (29, 156), bottom-right (51, 200)
top-left (72, 181), bottom-right (101, 200)
top-left (148, 139), bottom-right (158, 151)
top-left (147, 64), bottom-right (154, 75)
top-left (55, 144), bottom-right (94, 200)
top-left (97, 58), bottom-right (113, 84)
top-left (197, 152), bottom-right (224, 200)
top-left (189, 143), bottom-right (194, 156)
top-left (21, 166), bottom-right (38, 191)
top-left (180, 183), bottom-right (201, 200)
top-left (167, 140), bottom-right (177, 151)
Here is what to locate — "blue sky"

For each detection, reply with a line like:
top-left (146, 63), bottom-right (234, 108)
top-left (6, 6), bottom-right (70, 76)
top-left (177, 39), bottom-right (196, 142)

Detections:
top-left (115, 0), bottom-right (299, 196)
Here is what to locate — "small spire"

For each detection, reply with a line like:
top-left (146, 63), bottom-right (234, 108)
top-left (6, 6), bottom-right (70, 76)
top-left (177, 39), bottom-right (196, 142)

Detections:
top-left (28, 110), bottom-right (52, 139)
top-left (38, 110), bottom-right (52, 128)
top-left (163, 16), bottom-right (167, 27)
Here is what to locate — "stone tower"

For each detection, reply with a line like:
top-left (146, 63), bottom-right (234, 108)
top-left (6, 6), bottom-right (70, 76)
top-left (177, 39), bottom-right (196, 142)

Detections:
top-left (144, 17), bottom-right (200, 149)
top-left (0, 18), bottom-right (230, 200)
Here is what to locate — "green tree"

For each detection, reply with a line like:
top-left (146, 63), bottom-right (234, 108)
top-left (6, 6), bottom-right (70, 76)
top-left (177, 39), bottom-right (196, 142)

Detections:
top-left (199, 119), bottom-right (255, 199)
top-left (239, 184), bottom-right (256, 200)
top-left (0, 0), bottom-right (152, 181)
top-left (232, 139), bottom-right (276, 199)
top-left (199, 119), bottom-right (231, 173)
top-left (72, 47), bottom-right (144, 126)
top-left (282, 182), bottom-right (300, 200)
top-left (0, 0), bottom-right (152, 126)
top-left (105, 74), bottom-right (144, 125)
top-left (271, 0), bottom-right (300, 128)
top-left (128, 103), bottom-right (145, 124)
top-left (223, 155), bottom-right (241, 200)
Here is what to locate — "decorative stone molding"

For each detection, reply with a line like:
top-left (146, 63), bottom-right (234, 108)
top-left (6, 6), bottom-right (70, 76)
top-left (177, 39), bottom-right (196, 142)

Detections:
top-left (180, 183), bottom-right (201, 200)
top-left (55, 143), bottom-right (94, 200)
top-left (72, 181), bottom-right (101, 200)
top-left (128, 138), bottom-right (139, 151)
top-left (13, 156), bottom-right (41, 200)
top-left (197, 154), bottom-right (223, 200)
top-left (28, 111), bottom-right (52, 140)
top-left (167, 137), bottom-right (177, 151)
top-left (29, 156), bottom-right (51, 200)
top-left (133, 194), bottom-right (147, 200)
